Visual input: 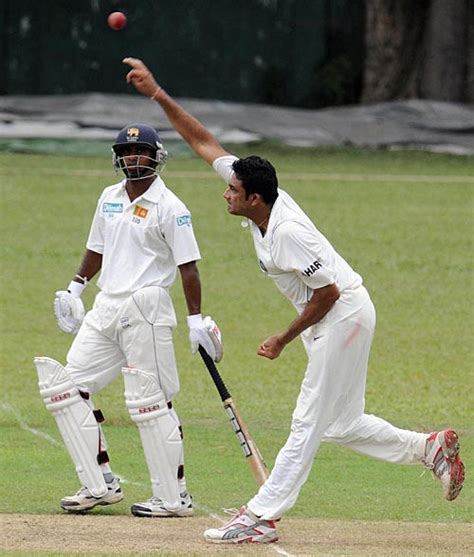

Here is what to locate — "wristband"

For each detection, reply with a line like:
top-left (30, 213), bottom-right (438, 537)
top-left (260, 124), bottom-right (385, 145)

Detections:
top-left (67, 280), bottom-right (87, 298)
top-left (187, 313), bottom-right (203, 328)
top-left (75, 274), bottom-right (89, 285)
top-left (150, 86), bottom-right (162, 101)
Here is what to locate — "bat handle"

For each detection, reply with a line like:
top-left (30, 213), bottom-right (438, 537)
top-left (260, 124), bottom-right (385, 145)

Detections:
top-left (198, 345), bottom-right (231, 401)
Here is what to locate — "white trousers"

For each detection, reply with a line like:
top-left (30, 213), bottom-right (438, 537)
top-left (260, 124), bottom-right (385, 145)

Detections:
top-left (66, 286), bottom-right (179, 400)
top-left (64, 286), bottom-right (185, 478)
top-left (247, 286), bottom-right (427, 520)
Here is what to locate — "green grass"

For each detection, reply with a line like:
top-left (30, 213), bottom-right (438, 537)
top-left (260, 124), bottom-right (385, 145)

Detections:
top-left (0, 147), bottom-right (473, 524)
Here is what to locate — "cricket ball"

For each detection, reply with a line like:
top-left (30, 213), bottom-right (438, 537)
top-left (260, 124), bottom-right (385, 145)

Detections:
top-left (108, 11), bottom-right (127, 31)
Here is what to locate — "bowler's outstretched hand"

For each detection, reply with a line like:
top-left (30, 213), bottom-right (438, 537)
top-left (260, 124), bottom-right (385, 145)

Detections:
top-left (123, 57), bottom-right (159, 98)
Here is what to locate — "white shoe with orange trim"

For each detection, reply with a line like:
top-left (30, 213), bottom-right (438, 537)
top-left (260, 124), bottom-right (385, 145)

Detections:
top-left (422, 429), bottom-right (465, 501)
top-left (204, 506), bottom-right (278, 544)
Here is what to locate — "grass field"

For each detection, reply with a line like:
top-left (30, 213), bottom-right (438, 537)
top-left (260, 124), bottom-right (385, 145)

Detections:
top-left (0, 145), bottom-right (473, 555)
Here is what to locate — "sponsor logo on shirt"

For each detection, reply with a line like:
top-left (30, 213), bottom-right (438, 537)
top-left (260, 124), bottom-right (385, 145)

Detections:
top-left (133, 205), bottom-right (148, 219)
top-left (302, 260), bottom-right (322, 277)
top-left (103, 202), bottom-right (123, 213)
top-left (176, 214), bottom-right (191, 226)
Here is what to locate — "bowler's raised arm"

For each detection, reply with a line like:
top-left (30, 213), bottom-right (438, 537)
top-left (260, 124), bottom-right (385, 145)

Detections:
top-left (123, 57), bottom-right (228, 165)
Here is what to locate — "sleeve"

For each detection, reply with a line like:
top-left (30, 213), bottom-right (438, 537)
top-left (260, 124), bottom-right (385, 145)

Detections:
top-left (85, 196), bottom-right (105, 254)
top-left (212, 155), bottom-right (239, 183)
top-left (162, 202), bottom-right (201, 266)
top-left (272, 222), bottom-right (336, 289)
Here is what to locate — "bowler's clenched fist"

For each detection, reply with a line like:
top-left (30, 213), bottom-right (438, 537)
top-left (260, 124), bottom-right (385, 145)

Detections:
top-left (257, 334), bottom-right (285, 360)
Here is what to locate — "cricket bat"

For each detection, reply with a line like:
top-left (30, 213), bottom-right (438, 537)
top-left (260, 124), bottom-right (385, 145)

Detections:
top-left (198, 345), bottom-right (270, 486)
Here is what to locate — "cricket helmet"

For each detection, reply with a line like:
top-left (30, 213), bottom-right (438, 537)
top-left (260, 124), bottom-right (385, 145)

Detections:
top-left (112, 123), bottom-right (168, 179)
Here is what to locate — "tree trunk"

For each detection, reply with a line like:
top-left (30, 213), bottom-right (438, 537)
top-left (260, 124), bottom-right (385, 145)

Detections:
top-left (362, 0), bottom-right (430, 102)
top-left (362, 0), bottom-right (471, 103)
top-left (467, 0), bottom-right (474, 102)
top-left (420, 0), bottom-right (467, 100)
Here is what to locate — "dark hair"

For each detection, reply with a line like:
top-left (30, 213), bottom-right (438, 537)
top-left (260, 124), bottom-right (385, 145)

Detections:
top-left (232, 156), bottom-right (279, 204)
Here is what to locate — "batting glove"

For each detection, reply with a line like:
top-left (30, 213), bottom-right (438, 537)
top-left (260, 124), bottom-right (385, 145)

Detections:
top-left (53, 281), bottom-right (86, 335)
top-left (187, 314), bottom-right (223, 362)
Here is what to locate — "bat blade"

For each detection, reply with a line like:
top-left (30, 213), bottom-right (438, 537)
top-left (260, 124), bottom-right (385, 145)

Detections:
top-left (198, 346), bottom-right (269, 486)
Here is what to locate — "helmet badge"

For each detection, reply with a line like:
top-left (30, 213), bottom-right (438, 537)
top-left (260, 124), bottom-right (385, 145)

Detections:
top-left (126, 127), bottom-right (140, 141)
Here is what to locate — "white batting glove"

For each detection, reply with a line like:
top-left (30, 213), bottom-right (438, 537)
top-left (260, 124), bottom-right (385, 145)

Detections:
top-left (53, 281), bottom-right (86, 335)
top-left (187, 314), bottom-right (223, 362)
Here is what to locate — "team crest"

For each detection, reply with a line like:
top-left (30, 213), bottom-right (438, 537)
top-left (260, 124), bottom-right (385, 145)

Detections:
top-left (133, 205), bottom-right (148, 218)
top-left (127, 127), bottom-right (140, 141)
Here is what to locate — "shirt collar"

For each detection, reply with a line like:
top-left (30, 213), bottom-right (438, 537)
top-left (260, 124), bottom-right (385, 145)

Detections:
top-left (249, 189), bottom-right (283, 236)
top-left (264, 189), bottom-right (283, 233)
top-left (119, 176), bottom-right (165, 204)
top-left (141, 176), bottom-right (166, 203)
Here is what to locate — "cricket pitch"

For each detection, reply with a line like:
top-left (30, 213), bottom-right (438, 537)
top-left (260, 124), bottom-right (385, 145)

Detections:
top-left (1, 513), bottom-right (472, 556)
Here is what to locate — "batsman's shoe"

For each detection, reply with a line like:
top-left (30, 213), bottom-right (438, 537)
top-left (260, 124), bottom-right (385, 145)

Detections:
top-left (423, 430), bottom-right (465, 501)
top-left (60, 477), bottom-right (123, 513)
top-left (131, 491), bottom-right (193, 517)
top-left (204, 506), bottom-right (278, 544)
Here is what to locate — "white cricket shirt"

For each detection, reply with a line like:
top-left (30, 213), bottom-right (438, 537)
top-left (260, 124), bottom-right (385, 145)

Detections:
top-left (213, 155), bottom-right (362, 313)
top-left (86, 176), bottom-right (201, 296)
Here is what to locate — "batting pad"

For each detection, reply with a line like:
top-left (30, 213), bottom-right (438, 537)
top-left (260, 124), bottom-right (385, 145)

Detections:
top-left (122, 366), bottom-right (182, 511)
top-left (34, 357), bottom-right (107, 498)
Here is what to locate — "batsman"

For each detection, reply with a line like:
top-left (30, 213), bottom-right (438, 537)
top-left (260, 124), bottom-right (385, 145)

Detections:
top-left (34, 123), bottom-right (222, 517)
top-left (123, 57), bottom-right (465, 544)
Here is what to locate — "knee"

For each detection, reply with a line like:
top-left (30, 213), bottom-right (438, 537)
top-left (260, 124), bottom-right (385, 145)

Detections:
top-left (290, 418), bottom-right (314, 436)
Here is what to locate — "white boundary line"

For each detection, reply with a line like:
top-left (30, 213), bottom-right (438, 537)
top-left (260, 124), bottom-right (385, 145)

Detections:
top-left (1, 402), bottom-right (61, 447)
top-left (1, 401), bottom-right (294, 556)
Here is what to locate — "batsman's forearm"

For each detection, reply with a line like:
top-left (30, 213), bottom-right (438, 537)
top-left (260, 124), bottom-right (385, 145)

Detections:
top-left (178, 261), bottom-right (201, 315)
top-left (74, 250), bottom-right (102, 283)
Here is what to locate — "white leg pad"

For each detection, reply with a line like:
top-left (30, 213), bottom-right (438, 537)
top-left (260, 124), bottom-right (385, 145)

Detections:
top-left (34, 357), bottom-right (107, 497)
top-left (122, 366), bottom-right (181, 511)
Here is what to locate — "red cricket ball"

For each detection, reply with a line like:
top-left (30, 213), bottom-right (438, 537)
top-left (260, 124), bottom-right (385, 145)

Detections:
top-left (108, 11), bottom-right (127, 31)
